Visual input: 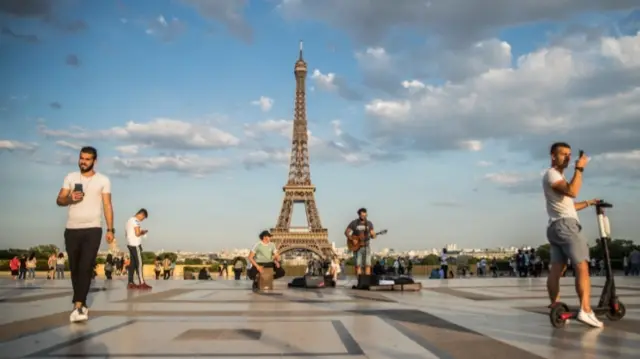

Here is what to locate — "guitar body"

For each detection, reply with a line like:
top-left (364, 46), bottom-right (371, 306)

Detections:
top-left (347, 235), bottom-right (366, 252)
top-left (346, 230), bottom-right (388, 252)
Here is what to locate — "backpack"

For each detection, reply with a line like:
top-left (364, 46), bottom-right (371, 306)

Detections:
top-left (105, 262), bottom-right (113, 272)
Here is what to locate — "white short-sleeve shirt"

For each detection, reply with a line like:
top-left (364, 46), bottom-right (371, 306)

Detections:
top-left (542, 168), bottom-right (578, 224)
top-left (63, 172), bottom-right (111, 229)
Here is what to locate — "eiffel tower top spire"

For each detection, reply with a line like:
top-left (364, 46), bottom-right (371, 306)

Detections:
top-left (287, 42), bottom-right (311, 186)
top-left (298, 40), bottom-right (303, 61)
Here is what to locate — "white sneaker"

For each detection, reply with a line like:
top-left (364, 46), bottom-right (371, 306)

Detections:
top-left (69, 307), bottom-right (89, 323)
top-left (577, 310), bottom-right (603, 328)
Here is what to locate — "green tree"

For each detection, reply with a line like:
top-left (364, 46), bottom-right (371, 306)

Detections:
top-left (590, 239), bottom-right (635, 260)
top-left (184, 258), bottom-right (203, 265)
top-left (421, 254), bottom-right (440, 265)
top-left (141, 251), bottom-right (158, 264)
top-left (29, 244), bottom-right (60, 256)
top-left (536, 244), bottom-right (551, 262)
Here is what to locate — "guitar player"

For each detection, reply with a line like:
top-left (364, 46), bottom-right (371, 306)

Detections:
top-left (345, 208), bottom-right (376, 276)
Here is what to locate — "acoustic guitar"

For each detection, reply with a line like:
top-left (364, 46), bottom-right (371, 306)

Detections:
top-left (347, 229), bottom-right (388, 252)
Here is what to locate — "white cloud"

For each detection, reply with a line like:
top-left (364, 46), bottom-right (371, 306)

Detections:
top-left (241, 119), bottom-right (403, 168)
top-left (251, 96), bottom-right (274, 112)
top-left (484, 171), bottom-right (543, 194)
top-left (115, 145), bottom-right (143, 156)
top-left (39, 118), bottom-right (240, 150)
top-left (401, 80), bottom-right (425, 91)
top-left (476, 160), bottom-right (493, 167)
top-left (243, 149), bottom-right (290, 169)
top-left (363, 32), bottom-right (640, 162)
top-left (310, 69), bottom-right (362, 100)
top-left (55, 140), bottom-right (82, 150)
top-left (0, 140), bottom-right (37, 152)
top-left (458, 140), bottom-right (483, 152)
top-left (112, 154), bottom-right (229, 175)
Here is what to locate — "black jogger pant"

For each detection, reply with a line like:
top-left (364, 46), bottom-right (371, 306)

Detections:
top-left (64, 227), bottom-right (102, 305)
top-left (127, 245), bottom-right (145, 284)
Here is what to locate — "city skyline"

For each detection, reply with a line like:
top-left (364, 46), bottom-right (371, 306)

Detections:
top-left (1, 2), bottom-right (640, 251)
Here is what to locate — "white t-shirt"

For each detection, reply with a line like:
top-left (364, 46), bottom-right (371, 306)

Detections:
top-left (125, 217), bottom-right (142, 246)
top-left (440, 254), bottom-right (447, 265)
top-left (63, 172), bottom-right (111, 229)
top-left (542, 168), bottom-right (578, 224)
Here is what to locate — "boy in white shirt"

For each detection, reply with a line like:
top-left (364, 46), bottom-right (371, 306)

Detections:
top-left (125, 208), bottom-right (151, 290)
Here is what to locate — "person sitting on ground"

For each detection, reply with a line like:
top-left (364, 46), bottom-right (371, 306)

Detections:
top-left (247, 230), bottom-right (285, 290)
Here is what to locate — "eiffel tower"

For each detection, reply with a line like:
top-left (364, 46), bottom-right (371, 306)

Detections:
top-left (270, 42), bottom-right (333, 259)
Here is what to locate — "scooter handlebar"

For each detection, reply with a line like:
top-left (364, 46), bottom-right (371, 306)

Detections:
top-left (595, 200), bottom-right (613, 209)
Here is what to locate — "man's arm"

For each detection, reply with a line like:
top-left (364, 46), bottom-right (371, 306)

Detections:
top-left (102, 178), bottom-right (114, 230)
top-left (248, 251), bottom-right (258, 267)
top-left (575, 199), bottom-right (597, 211)
top-left (134, 222), bottom-right (142, 237)
top-left (369, 221), bottom-right (376, 238)
top-left (272, 246), bottom-right (281, 262)
top-left (550, 169), bottom-right (583, 199)
top-left (344, 220), bottom-right (355, 237)
top-left (56, 188), bottom-right (72, 206)
top-left (56, 175), bottom-right (72, 206)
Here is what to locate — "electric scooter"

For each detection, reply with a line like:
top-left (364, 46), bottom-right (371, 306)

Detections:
top-left (549, 200), bottom-right (626, 328)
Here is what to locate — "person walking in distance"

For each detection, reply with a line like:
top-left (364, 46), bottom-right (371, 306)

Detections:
top-left (56, 146), bottom-right (114, 323)
top-left (345, 208), bottom-right (376, 276)
top-left (542, 142), bottom-right (601, 328)
top-left (125, 208), bottom-right (151, 289)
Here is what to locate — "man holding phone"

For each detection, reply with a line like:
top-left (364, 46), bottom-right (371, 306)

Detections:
top-left (56, 146), bottom-right (114, 323)
top-left (125, 208), bottom-right (151, 289)
top-left (542, 142), bottom-right (601, 328)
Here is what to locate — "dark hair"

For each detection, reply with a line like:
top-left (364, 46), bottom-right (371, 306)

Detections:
top-left (137, 208), bottom-right (148, 218)
top-left (28, 252), bottom-right (36, 261)
top-left (357, 208), bottom-right (367, 215)
top-left (550, 142), bottom-right (570, 155)
top-left (259, 230), bottom-right (271, 239)
top-left (106, 254), bottom-right (113, 263)
top-left (80, 146), bottom-right (98, 160)
top-left (58, 252), bottom-right (64, 258)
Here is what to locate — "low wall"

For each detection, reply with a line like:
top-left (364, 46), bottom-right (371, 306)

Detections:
top-left (0, 264), bottom-right (482, 278)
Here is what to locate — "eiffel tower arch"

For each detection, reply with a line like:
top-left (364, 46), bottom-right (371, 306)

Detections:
top-left (270, 42), bottom-right (334, 260)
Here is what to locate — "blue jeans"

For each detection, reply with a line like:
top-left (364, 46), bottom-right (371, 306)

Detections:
top-left (354, 244), bottom-right (371, 267)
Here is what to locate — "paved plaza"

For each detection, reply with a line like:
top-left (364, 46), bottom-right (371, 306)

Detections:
top-left (0, 276), bottom-right (639, 359)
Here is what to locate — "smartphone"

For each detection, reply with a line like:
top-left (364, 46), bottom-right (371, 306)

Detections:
top-left (578, 150), bottom-right (584, 157)
top-left (74, 183), bottom-right (83, 193)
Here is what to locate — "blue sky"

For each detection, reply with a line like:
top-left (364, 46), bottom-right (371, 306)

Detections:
top-left (1, 1), bottom-right (639, 252)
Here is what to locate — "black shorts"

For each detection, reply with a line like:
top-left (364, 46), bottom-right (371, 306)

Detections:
top-left (11, 270), bottom-right (18, 276)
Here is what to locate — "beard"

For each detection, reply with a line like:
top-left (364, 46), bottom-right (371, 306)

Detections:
top-left (79, 162), bottom-right (94, 173)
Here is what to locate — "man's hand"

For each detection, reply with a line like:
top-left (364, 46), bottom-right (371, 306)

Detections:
top-left (274, 261), bottom-right (280, 268)
top-left (256, 265), bottom-right (264, 274)
top-left (70, 191), bottom-right (84, 202)
top-left (105, 231), bottom-right (114, 244)
top-left (141, 229), bottom-right (148, 235)
top-left (587, 198), bottom-right (599, 206)
top-left (576, 153), bottom-right (589, 168)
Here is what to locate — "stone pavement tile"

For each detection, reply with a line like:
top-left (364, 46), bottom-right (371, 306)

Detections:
top-left (1, 277), bottom-right (640, 358)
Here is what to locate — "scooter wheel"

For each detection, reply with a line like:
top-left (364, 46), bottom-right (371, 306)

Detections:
top-left (549, 302), bottom-right (570, 328)
top-left (605, 301), bottom-right (626, 321)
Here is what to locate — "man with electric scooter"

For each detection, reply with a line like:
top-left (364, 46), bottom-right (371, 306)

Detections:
top-left (542, 142), bottom-right (602, 328)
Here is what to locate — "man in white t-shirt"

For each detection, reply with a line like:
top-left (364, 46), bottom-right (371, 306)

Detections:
top-left (56, 146), bottom-right (114, 323)
top-left (125, 208), bottom-right (150, 290)
top-left (542, 142), bottom-right (601, 328)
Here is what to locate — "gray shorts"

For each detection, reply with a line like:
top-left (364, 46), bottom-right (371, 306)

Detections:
top-left (354, 244), bottom-right (372, 267)
top-left (546, 218), bottom-right (590, 265)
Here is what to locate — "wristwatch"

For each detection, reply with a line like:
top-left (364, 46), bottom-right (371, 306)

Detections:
top-left (107, 228), bottom-right (115, 234)
top-left (575, 167), bottom-right (584, 172)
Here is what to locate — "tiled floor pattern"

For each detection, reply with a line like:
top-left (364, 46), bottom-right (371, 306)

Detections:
top-left (0, 276), bottom-right (638, 358)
